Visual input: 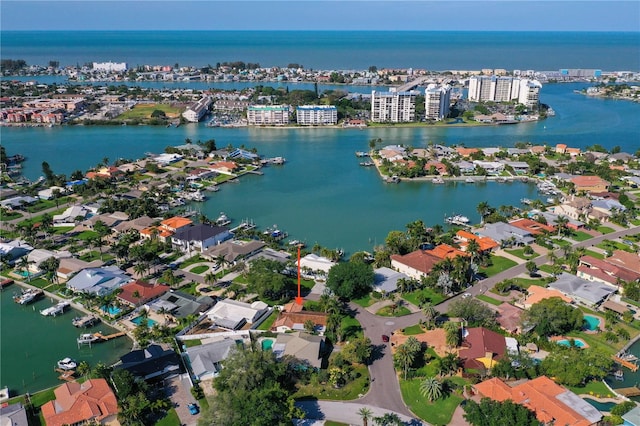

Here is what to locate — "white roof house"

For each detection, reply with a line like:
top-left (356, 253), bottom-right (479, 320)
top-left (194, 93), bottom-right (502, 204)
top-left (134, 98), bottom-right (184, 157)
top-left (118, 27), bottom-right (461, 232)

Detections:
top-left (186, 339), bottom-right (238, 380)
top-left (66, 266), bottom-right (132, 295)
top-left (27, 249), bottom-right (72, 271)
top-left (205, 299), bottom-right (269, 330)
top-left (53, 205), bottom-right (91, 224)
top-left (299, 254), bottom-right (336, 274)
top-left (373, 267), bottom-right (409, 294)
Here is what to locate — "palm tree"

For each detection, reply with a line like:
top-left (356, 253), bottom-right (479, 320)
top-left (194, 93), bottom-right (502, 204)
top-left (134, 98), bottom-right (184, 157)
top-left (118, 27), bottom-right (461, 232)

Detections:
top-left (204, 271), bottom-right (216, 287)
top-left (76, 361), bottom-right (91, 378)
top-left (419, 376), bottom-right (443, 402)
top-left (17, 256), bottom-right (33, 282)
top-left (358, 407), bottom-right (373, 426)
top-left (422, 302), bottom-right (438, 329)
top-left (466, 238), bottom-right (481, 264)
top-left (476, 201), bottom-right (491, 224)
top-left (444, 321), bottom-right (461, 349)
top-left (439, 352), bottom-right (462, 377)
top-left (214, 254), bottom-right (227, 276)
top-left (394, 344), bottom-right (415, 380)
top-left (133, 262), bottom-right (147, 279)
top-left (555, 215), bottom-right (569, 237)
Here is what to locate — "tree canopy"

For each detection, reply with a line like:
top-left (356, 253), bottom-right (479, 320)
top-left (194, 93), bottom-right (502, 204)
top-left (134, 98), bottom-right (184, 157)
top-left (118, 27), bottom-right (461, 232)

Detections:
top-left (522, 297), bottom-right (583, 337)
top-left (463, 398), bottom-right (541, 426)
top-left (246, 259), bottom-right (295, 302)
top-left (541, 346), bottom-right (613, 386)
top-left (447, 298), bottom-right (496, 327)
top-left (326, 261), bottom-right (374, 300)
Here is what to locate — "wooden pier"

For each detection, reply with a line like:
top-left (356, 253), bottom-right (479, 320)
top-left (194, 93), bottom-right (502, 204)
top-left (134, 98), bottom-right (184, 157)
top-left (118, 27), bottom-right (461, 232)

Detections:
top-left (94, 331), bottom-right (126, 341)
top-left (616, 387), bottom-right (640, 397)
top-left (55, 369), bottom-right (76, 381)
top-left (613, 356), bottom-right (639, 372)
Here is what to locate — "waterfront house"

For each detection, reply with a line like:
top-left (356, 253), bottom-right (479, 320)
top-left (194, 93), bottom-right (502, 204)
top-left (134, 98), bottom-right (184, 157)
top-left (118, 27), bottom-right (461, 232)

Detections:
top-left (555, 143), bottom-right (568, 154)
top-left (474, 376), bottom-right (601, 426)
top-left (0, 402), bottom-right (28, 426)
top-left (458, 327), bottom-right (505, 372)
top-left (41, 379), bottom-right (118, 426)
top-left (476, 222), bottom-right (534, 247)
top-left (508, 218), bottom-right (556, 235)
top-left (117, 344), bottom-right (181, 381)
top-left (172, 224), bottom-right (232, 253)
top-left (27, 249), bottom-right (72, 274)
top-left (185, 338), bottom-right (239, 380)
top-left (548, 272), bottom-right (616, 307)
top-left (455, 147), bottom-right (479, 158)
top-left (455, 230), bottom-right (499, 253)
top-left (520, 285), bottom-right (571, 309)
top-left (299, 254), bottom-right (336, 274)
top-left (472, 160), bottom-right (504, 174)
top-left (428, 244), bottom-right (468, 260)
top-left (622, 405), bottom-right (640, 426)
top-left (147, 291), bottom-right (216, 321)
top-left (117, 280), bottom-right (169, 307)
top-left (390, 250), bottom-right (442, 280)
top-left (273, 331), bottom-right (326, 369)
top-left (139, 226), bottom-right (174, 242)
top-left (202, 239), bottom-right (266, 264)
top-left (228, 148), bottom-right (259, 161)
top-left (0, 195), bottom-right (38, 210)
top-left (85, 166), bottom-right (124, 180)
top-left (0, 240), bottom-right (33, 265)
top-left (57, 257), bottom-right (103, 281)
top-left (504, 161), bottom-right (530, 174)
top-left (208, 161), bottom-right (239, 175)
top-left (425, 161), bottom-right (448, 175)
top-left (66, 265), bottom-right (131, 296)
top-left (372, 267), bottom-right (410, 294)
top-left (113, 215), bottom-right (156, 234)
top-left (205, 298), bottom-right (270, 330)
top-left (161, 216), bottom-right (193, 233)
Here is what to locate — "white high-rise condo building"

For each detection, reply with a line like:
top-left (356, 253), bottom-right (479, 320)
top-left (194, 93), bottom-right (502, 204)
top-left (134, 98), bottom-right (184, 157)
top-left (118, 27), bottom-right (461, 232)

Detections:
top-left (296, 105), bottom-right (338, 125)
top-left (370, 90), bottom-right (418, 123)
top-left (424, 84), bottom-right (452, 121)
top-left (468, 76), bottom-right (541, 108)
top-left (247, 105), bottom-right (290, 125)
top-left (92, 62), bottom-right (128, 72)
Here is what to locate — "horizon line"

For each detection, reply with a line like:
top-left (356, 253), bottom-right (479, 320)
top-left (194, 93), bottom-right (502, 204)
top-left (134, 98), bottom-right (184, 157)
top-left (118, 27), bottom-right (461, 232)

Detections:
top-left (2, 29), bottom-right (639, 33)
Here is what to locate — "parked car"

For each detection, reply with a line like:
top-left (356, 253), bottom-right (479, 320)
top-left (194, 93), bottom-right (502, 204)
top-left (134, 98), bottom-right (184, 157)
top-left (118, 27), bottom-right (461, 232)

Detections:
top-left (381, 334), bottom-right (390, 343)
top-left (462, 293), bottom-right (472, 299)
top-left (188, 403), bottom-right (199, 415)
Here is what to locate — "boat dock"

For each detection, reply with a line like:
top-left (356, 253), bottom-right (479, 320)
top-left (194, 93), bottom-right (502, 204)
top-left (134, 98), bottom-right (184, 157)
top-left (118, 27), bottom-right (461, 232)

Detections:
top-left (55, 368), bottom-right (76, 381)
top-left (616, 387), bottom-right (640, 397)
top-left (93, 331), bottom-right (126, 341)
top-left (613, 356), bottom-right (639, 372)
top-left (231, 219), bottom-right (256, 233)
top-left (72, 314), bottom-right (99, 328)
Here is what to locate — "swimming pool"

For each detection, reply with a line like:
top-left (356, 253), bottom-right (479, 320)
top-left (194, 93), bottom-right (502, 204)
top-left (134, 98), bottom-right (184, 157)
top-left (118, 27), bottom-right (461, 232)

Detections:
top-left (101, 305), bottom-right (122, 316)
top-left (557, 338), bottom-right (586, 348)
top-left (131, 315), bottom-right (157, 328)
top-left (583, 398), bottom-right (616, 412)
top-left (261, 338), bottom-right (275, 351)
top-left (583, 315), bottom-right (601, 331)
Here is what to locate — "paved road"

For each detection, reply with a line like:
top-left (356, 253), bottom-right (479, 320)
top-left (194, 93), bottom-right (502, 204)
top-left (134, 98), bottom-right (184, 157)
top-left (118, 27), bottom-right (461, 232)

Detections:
top-left (296, 400), bottom-right (426, 425)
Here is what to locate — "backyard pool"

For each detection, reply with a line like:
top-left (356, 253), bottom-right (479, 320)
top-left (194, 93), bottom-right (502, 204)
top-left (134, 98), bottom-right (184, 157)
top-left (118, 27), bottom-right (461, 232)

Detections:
top-left (101, 305), bottom-right (122, 316)
top-left (557, 338), bottom-right (587, 348)
top-left (261, 338), bottom-right (275, 351)
top-left (583, 315), bottom-right (601, 331)
top-left (131, 315), bottom-right (157, 328)
top-left (583, 398), bottom-right (616, 412)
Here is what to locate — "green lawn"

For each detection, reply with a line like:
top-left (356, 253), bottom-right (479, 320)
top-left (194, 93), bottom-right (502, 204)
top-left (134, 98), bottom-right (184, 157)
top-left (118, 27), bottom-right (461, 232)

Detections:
top-left (566, 322), bottom-right (640, 355)
top-left (510, 277), bottom-right (548, 289)
top-left (294, 364), bottom-right (369, 400)
top-left (117, 103), bottom-right (182, 120)
top-left (190, 265), bottom-right (209, 274)
top-left (233, 274), bottom-right (249, 285)
top-left (352, 293), bottom-right (374, 308)
top-left (399, 377), bottom-right (464, 426)
top-left (476, 294), bottom-right (502, 306)
top-left (402, 288), bottom-right (445, 307)
top-left (340, 316), bottom-right (363, 339)
top-left (53, 226), bottom-right (74, 234)
top-left (177, 281), bottom-right (199, 296)
top-left (376, 305), bottom-right (412, 317)
top-left (402, 324), bottom-right (425, 335)
top-left (324, 422), bottom-right (350, 426)
top-left (178, 255), bottom-right (204, 269)
top-left (584, 250), bottom-right (605, 259)
top-left (0, 210), bottom-right (22, 221)
top-left (480, 256), bottom-right (517, 277)
top-left (74, 230), bottom-right (99, 240)
top-left (181, 339), bottom-right (202, 347)
top-left (570, 231), bottom-right (593, 242)
top-left (568, 381), bottom-right (614, 398)
top-left (257, 311), bottom-right (278, 331)
top-left (597, 240), bottom-right (631, 253)
top-left (155, 408), bottom-right (181, 426)
top-left (597, 226), bottom-right (615, 234)
top-left (505, 248), bottom-right (538, 260)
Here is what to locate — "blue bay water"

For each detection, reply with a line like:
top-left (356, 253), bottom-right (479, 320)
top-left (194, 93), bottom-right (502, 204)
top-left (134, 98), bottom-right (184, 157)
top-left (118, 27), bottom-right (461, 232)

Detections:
top-left (2, 31), bottom-right (639, 70)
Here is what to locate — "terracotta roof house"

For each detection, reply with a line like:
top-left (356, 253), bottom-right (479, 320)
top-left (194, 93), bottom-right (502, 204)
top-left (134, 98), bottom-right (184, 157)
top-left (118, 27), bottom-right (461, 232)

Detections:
top-left (521, 285), bottom-right (571, 309)
top-left (41, 379), bottom-right (118, 426)
top-left (455, 147), bottom-right (479, 158)
top-left (428, 244), bottom-right (468, 260)
top-left (474, 376), bottom-right (601, 426)
top-left (117, 280), bottom-right (169, 307)
top-left (529, 145), bottom-right (547, 155)
top-left (140, 226), bottom-right (174, 242)
top-left (570, 175), bottom-right (610, 193)
top-left (425, 161), bottom-right (448, 175)
top-left (85, 166), bottom-right (124, 180)
top-left (459, 327), bottom-right (506, 371)
top-left (578, 255), bottom-right (640, 285)
top-left (455, 230), bottom-right (499, 252)
top-left (555, 143), bottom-right (568, 154)
top-left (160, 216), bottom-right (193, 233)
top-left (566, 147), bottom-right (581, 157)
top-left (607, 250), bottom-right (640, 275)
top-left (390, 250), bottom-right (442, 280)
top-left (508, 218), bottom-right (556, 235)
top-left (272, 309), bottom-right (328, 335)
top-left (209, 161), bottom-right (239, 174)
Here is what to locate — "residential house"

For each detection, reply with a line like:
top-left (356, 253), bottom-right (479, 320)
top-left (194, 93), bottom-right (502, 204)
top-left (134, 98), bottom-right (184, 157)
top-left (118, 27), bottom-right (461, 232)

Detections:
top-left (186, 338), bottom-right (239, 380)
top-left (299, 254), bottom-right (336, 274)
top-left (425, 161), bottom-right (448, 175)
top-left (85, 166), bottom-right (124, 180)
top-left (508, 218), bottom-right (556, 235)
top-left (459, 327), bottom-right (506, 372)
top-left (476, 222), bottom-right (535, 246)
top-left (83, 211), bottom-right (128, 229)
top-left (113, 215), bottom-right (156, 234)
top-left (555, 143), bottom-right (568, 154)
top-left (0, 402), bottom-right (28, 426)
top-left (548, 272), bottom-right (616, 307)
top-left (570, 175), bottom-right (610, 193)
top-left (372, 267), bottom-right (410, 294)
top-left (209, 161), bottom-right (239, 175)
top-left (147, 291), bottom-right (216, 320)
top-left (428, 244), bottom-right (468, 260)
top-left (390, 250), bottom-right (442, 280)
top-left (273, 331), bottom-right (326, 369)
top-left (272, 302), bottom-right (328, 334)
top-left (66, 266), bottom-right (132, 295)
top-left (495, 302), bottom-right (525, 334)
top-left (606, 250), bottom-right (640, 276)
top-left (0, 240), bottom-right (33, 264)
top-left (521, 285), bottom-right (572, 309)
top-left (504, 161), bottom-right (530, 174)
top-left (117, 280), bottom-right (169, 307)
top-left (37, 186), bottom-right (65, 200)
top-left (41, 379), bottom-right (118, 426)
top-left (455, 230), bottom-right (499, 253)
top-left (551, 196), bottom-right (592, 221)
top-left (578, 255), bottom-right (640, 287)
top-left (591, 198), bottom-right (626, 218)
top-left (27, 249), bottom-right (72, 274)
top-left (117, 344), bottom-right (181, 381)
top-left (53, 205), bottom-right (91, 225)
top-left (203, 239), bottom-right (266, 264)
top-left (57, 257), bottom-right (103, 281)
top-left (474, 376), bottom-right (601, 426)
top-left (172, 224), bottom-right (232, 253)
top-left (0, 195), bottom-right (38, 210)
top-left (622, 405), bottom-right (640, 426)
top-left (529, 145), bottom-right (547, 155)
top-left (455, 147), bottom-right (479, 158)
top-left (160, 216), bottom-right (193, 233)
top-left (472, 160), bottom-right (504, 175)
top-left (205, 298), bottom-right (270, 330)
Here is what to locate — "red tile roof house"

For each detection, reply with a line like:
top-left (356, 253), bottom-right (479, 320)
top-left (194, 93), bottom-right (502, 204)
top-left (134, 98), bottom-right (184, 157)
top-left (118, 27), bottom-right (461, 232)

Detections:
top-left (117, 280), bottom-right (170, 307)
top-left (473, 376), bottom-right (601, 426)
top-left (390, 250), bottom-right (442, 281)
top-left (272, 303), bottom-right (329, 335)
top-left (495, 302), bottom-right (525, 334)
top-left (41, 378), bottom-right (118, 426)
top-left (458, 327), bottom-right (506, 372)
top-left (578, 255), bottom-right (640, 287)
top-left (508, 218), bottom-right (556, 235)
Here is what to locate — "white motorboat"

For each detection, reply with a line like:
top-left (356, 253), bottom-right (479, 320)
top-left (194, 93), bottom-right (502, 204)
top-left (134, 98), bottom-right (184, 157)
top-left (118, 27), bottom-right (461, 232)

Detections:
top-left (77, 333), bottom-right (99, 345)
top-left (40, 301), bottom-right (70, 316)
top-left (57, 357), bottom-right (77, 371)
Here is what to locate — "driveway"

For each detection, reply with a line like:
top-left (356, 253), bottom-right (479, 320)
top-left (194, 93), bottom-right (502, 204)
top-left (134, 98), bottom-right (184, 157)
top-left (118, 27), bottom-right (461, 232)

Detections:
top-left (164, 374), bottom-right (199, 426)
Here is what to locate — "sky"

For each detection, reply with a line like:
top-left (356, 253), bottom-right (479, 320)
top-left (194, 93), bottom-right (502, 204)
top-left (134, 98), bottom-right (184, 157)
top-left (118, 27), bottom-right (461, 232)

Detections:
top-left (1, 0), bottom-right (639, 32)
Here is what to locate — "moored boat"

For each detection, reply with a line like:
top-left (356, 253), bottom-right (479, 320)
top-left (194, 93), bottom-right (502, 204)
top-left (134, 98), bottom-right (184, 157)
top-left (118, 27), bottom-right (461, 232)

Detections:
top-left (40, 301), bottom-right (71, 316)
top-left (72, 314), bottom-right (100, 328)
top-left (445, 214), bottom-right (470, 225)
top-left (13, 288), bottom-right (44, 305)
top-left (57, 357), bottom-right (77, 371)
top-left (432, 177), bottom-right (444, 184)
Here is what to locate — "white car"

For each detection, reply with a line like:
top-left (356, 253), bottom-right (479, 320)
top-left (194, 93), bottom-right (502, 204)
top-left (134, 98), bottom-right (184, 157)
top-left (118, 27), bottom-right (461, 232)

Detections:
top-left (462, 293), bottom-right (472, 299)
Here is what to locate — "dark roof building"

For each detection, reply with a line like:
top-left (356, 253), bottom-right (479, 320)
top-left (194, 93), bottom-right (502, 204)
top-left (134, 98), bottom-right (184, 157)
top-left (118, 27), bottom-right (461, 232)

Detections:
top-left (117, 344), bottom-right (181, 381)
